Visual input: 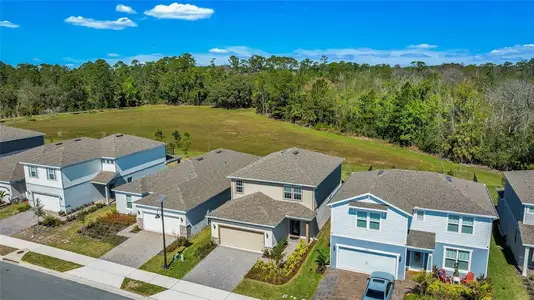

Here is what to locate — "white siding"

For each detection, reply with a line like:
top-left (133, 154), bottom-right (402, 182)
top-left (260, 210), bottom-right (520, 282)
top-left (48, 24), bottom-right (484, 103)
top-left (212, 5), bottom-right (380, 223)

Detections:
top-left (410, 210), bottom-right (492, 249)
top-left (115, 192), bottom-right (142, 214)
top-left (232, 179), bottom-right (315, 210)
top-left (331, 199), bottom-right (408, 246)
top-left (24, 165), bottom-right (63, 189)
top-left (0, 183), bottom-right (11, 202)
top-left (140, 207), bottom-right (184, 236)
top-left (102, 160), bottom-right (116, 172)
top-left (26, 183), bottom-right (65, 210)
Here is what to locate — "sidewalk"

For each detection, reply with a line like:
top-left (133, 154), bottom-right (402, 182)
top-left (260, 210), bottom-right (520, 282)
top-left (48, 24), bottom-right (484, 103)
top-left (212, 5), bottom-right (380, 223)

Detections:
top-left (0, 235), bottom-right (257, 300)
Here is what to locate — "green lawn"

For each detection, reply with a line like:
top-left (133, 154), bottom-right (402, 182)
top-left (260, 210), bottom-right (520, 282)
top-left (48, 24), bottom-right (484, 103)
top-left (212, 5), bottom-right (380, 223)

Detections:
top-left (0, 202), bottom-right (30, 220)
top-left (13, 205), bottom-right (126, 258)
top-left (233, 223), bottom-right (330, 300)
top-left (140, 227), bottom-right (213, 279)
top-left (22, 252), bottom-right (82, 272)
top-left (120, 278), bottom-right (167, 296)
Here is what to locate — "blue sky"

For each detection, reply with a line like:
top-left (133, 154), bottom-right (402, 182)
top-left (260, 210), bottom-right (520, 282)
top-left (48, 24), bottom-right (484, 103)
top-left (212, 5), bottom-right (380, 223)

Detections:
top-left (1, 1), bottom-right (533, 66)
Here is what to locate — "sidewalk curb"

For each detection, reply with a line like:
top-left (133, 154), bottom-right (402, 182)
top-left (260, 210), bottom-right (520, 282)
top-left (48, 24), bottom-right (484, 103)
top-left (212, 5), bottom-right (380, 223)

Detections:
top-left (2, 260), bottom-right (152, 300)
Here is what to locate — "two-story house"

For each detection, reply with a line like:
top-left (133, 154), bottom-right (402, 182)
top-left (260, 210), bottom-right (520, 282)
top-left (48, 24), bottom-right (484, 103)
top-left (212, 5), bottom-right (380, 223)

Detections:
top-left (496, 170), bottom-right (534, 276)
top-left (112, 149), bottom-right (259, 237)
top-left (0, 125), bottom-right (44, 157)
top-left (19, 134), bottom-right (166, 212)
top-left (329, 170), bottom-right (497, 280)
top-left (208, 148), bottom-right (344, 253)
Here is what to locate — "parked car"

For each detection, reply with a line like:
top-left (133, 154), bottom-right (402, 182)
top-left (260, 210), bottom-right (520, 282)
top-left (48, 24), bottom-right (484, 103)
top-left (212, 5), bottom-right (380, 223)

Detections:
top-left (363, 271), bottom-right (395, 300)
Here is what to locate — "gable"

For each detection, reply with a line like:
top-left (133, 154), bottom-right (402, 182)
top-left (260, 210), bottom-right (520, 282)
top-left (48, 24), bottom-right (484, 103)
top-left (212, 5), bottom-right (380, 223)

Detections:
top-left (330, 193), bottom-right (412, 218)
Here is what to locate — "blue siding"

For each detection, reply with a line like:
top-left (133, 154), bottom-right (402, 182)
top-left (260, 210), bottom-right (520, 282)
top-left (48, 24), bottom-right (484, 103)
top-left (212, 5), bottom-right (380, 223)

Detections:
top-left (504, 181), bottom-right (525, 223)
top-left (0, 136), bottom-right (44, 156)
top-left (433, 242), bottom-right (489, 277)
top-left (331, 235), bottom-right (407, 280)
top-left (116, 146), bottom-right (166, 172)
top-left (497, 190), bottom-right (525, 265)
top-left (187, 189), bottom-right (232, 235)
top-left (315, 164), bottom-right (341, 207)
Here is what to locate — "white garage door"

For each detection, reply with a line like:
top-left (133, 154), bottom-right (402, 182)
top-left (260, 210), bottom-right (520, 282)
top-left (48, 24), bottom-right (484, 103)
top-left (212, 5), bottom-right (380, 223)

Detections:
top-left (0, 185), bottom-right (10, 202)
top-left (337, 246), bottom-right (398, 278)
top-left (33, 193), bottom-right (61, 212)
top-left (220, 226), bottom-right (264, 253)
top-left (142, 212), bottom-right (181, 235)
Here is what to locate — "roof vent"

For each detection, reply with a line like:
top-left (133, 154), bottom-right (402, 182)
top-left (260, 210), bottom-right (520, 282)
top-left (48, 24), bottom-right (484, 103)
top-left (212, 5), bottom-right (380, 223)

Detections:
top-left (115, 134), bottom-right (123, 137)
top-left (195, 157), bottom-right (204, 161)
top-left (55, 142), bottom-right (63, 146)
top-left (215, 150), bottom-right (222, 153)
top-left (377, 170), bottom-right (384, 175)
top-left (446, 175), bottom-right (452, 182)
top-left (292, 150), bottom-right (299, 155)
top-left (74, 138), bottom-right (82, 142)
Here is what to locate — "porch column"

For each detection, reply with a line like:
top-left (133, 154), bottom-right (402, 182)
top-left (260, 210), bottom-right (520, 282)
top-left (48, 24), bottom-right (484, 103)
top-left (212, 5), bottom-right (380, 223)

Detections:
top-left (105, 186), bottom-right (109, 205)
top-left (305, 222), bottom-right (309, 244)
top-left (523, 247), bottom-right (530, 277)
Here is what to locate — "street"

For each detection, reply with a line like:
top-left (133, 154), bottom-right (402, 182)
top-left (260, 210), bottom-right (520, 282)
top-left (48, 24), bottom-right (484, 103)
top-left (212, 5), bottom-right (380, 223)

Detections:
top-left (0, 262), bottom-right (132, 300)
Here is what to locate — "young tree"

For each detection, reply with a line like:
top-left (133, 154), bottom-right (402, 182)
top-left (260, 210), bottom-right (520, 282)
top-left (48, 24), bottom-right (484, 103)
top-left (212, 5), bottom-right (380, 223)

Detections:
top-left (172, 130), bottom-right (181, 147)
top-left (154, 129), bottom-right (164, 141)
top-left (33, 198), bottom-right (45, 232)
top-left (168, 142), bottom-right (175, 155)
top-left (181, 132), bottom-right (192, 155)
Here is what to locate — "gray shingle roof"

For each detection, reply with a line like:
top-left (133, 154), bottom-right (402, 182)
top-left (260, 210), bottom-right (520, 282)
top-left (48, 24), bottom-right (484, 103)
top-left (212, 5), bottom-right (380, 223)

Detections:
top-left (504, 171), bottom-right (534, 205)
top-left (0, 147), bottom-right (42, 183)
top-left (123, 149), bottom-right (260, 212)
top-left (19, 134), bottom-right (164, 168)
top-left (519, 222), bottom-right (534, 246)
top-left (330, 170), bottom-right (497, 217)
top-left (91, 171), bottom-right (118, 185)
top-left (0, 125), bottom-right (44, 142)
top-left (407, 230), bottom-right (436, 250)
top-left (349, 201), bottom-right (388, 211)
top-left (208, 192), bottom-right (316, 227)
top-left (229, 147), bottom-right (344, 187)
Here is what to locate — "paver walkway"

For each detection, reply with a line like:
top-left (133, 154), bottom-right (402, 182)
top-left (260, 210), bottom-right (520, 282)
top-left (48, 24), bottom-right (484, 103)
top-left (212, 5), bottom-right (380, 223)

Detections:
top-left (101, 230), bottom-right (174, 268)
top-left (0, 211), bottom-right (37, 236)
top-left (183, 246), bottom-right (260, 291)
top-left (0, 234), bottom-right (257, 300)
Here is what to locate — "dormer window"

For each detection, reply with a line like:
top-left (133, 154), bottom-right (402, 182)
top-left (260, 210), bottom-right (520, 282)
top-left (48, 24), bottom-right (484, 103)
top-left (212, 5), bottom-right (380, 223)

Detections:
top-left (235, 180), bottom-right (243, 194)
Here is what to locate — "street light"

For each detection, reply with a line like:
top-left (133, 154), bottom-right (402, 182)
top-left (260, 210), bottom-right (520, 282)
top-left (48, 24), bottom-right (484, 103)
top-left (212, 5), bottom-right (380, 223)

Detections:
top-left (154, 194), bottom-right (168, 270)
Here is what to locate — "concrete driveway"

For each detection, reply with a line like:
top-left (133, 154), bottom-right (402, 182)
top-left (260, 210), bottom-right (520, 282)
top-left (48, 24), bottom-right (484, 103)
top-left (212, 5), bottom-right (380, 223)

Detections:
top-left (0, 211), bottom-right (37, 236)
top-left (183, 246), bottom-right (260, 291)
top-left (100, 230), bottom-right (174, 268)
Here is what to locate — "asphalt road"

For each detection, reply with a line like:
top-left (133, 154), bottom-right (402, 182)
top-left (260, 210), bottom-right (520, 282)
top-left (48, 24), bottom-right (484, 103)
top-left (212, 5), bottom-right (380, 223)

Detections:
top-left (0, 261), bottom-right (132, 300)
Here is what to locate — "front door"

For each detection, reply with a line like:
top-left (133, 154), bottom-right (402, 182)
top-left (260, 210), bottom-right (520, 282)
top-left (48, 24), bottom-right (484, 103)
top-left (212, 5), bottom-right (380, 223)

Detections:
top-left (410, 251), bottom-right (424, 270)
top-left (290, 219), bottom-right (301, 236)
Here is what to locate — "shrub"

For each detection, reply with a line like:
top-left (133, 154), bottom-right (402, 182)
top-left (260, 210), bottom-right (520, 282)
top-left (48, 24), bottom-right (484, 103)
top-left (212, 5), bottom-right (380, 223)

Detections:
top-left (40, 214), bottom-right (62, 227)
top-left (412, 272), bottom-right (494, 300)
top-left (58, 211), bottom-right (66, 217)
top-left (314, 247), bottom-right (330, 274)
top-left (78, 212), bottom-right (136, 240)
top-left (194, 241), bottom-right (216, 259)
top-left (16, 203), bottom-right (31, 213)
top-left (95, 202), bottom-right (106, 209)
top-left (130, 225), bottom-right (141, 233)
top-left (76, 211), bottom-right (88, 222)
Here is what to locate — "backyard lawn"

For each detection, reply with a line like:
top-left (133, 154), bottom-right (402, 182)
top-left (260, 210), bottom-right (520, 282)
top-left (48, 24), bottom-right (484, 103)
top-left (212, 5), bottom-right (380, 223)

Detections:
top-left (22, 252), bottom-right (82, 272)
top-left (13, 204), bottom-right (126, 258)
top-left (0, 202), bottom-right (30, 220)
top-left (140, 227), bottom-right (213, 279)
top-left (233, 223), bottom-right (330, 300)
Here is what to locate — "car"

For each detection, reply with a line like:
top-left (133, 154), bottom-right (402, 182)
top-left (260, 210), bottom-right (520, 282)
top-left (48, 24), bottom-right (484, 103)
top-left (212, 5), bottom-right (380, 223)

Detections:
top-left (362, 271), bottom-right (395, 300)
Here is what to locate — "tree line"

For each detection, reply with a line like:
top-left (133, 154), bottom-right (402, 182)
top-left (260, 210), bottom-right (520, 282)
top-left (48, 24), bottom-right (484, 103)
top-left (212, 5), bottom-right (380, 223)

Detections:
top-left (1, 55), bottom-right (533, 170)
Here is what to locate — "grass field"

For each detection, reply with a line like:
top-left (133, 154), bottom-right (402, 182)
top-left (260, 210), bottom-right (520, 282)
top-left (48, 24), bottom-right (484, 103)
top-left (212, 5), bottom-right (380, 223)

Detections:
top-left (0, 202), bottom-right (30, 220)
top-left (4, 105), bottom-right (519, 298)
top-left (22, 252), bottom-right (82, 272)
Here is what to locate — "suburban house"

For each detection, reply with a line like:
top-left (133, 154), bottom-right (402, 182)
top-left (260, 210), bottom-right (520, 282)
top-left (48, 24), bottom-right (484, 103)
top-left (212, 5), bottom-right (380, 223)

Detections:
top-left (18, 134), bottom-right (166, 212)
top-left (208, 148), bottom-right (344, 253)
top-left (0, 125), bottom-right (44, 156)
top-left (496, 170), bottom-right (534, 276)
top-left (0, 147), bottom-right (42, 202)
top-left (113, 149), bottom-right (259, 237)
top-left (329, 170), bottom-right (497, 280)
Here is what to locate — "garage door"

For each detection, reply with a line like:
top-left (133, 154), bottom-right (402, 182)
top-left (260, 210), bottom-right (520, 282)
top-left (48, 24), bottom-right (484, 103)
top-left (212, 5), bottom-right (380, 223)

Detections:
top-left (142, 212), bottom-right (181, 235)
top-left (33, 193), bottom-right (61, 212)
top-left (337, 246), bottom-right (397, 278)
top-left (0, 185), bottom-right (10, 202)
top-left (220, 226), bottom-right (264, 253)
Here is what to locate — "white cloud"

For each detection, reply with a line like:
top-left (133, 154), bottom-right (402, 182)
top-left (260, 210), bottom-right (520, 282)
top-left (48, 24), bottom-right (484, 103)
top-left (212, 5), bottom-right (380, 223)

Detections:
top-left (107, 53), bottom-right (121, 57)
top-left (116, 4), bottom-right (137, 14)
top-left (144, 3), bottom-right (214, 20)
top-left (65, 16), bottom-right (137, 30)
top-left (209, 48), bottom-right (229, 54)
top-left (0, 20), bottom-right (19, 28)
top-left (408, 44), bottom-right (438, 49)
top-left (32, 58), bottom-right (41, 62)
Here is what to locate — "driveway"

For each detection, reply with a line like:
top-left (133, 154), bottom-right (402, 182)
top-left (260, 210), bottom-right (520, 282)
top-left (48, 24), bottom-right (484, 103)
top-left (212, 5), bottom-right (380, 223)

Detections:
top-left (183, 246), bottom-right (260, 291)
top-left (313, 269), bottom-right (415, 300)
top-left (100, 230), bottom-right (174, 268)
top-left (0, 211), bottom-right (37, 236)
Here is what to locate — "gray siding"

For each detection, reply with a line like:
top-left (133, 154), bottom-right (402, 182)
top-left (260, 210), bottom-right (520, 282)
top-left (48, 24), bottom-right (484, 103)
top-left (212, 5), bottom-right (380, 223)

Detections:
top-left (504, 180), bottom-right (525, 223)
top-left (63, 182), bottom-right (104, 211)
top-left (315, 164), bottom-right (342, 207)
top-left (497, 197), bottom-right (525, 265)
top-left (187, 189), bottom-right (232, 235)
top-left (0, 135), bottom-right (44, 156)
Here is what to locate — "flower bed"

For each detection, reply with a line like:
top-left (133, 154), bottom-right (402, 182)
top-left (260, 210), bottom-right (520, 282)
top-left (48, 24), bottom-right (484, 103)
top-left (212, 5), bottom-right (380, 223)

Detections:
top-left (78, 211), bottom-right (136, 240)
top-left (410, 272), bottom-right (493, 300)
top-left (245, 240), bottom-right (315, 285)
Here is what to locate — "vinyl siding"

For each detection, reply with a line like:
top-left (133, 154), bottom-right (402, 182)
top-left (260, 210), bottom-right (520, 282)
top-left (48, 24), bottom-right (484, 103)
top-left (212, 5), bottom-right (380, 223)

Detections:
top-left (497, 197), bottom-right (525, 265)
top-left (330, 235), bottom-right (407, 280)
top-left (115, 192), bottom-right (142, 214)
top-left (186, 189), bottom-right (231, 235)
top-left (113, 163), bottom-right (166, 187)
top-left (232, 179), bottom-right (314, 210)
top-left (24, 165), bottom-right (63, 189)
top-left (62, 159), bottom-right (101, 189)
top-left (410, 210), bottom-right (492, 249)
top-left (211, 219), bottom-right (273, 248)
top-left (331, 196), bottom-right (408, 246)
top-left (63, 182), bottom-right (104, 211)
top-left (26, 183), bottom-right (65, 210)
top-left (115, 146), bottom-right (166, 175)
top-left (433, 242), bottom-right (489, 277)
top-left (314, 164), bottom-right (342, 207)
top-left (138, 206), bottom-right (185, 236)
top-left (0, 135), bottom-right (44, 155)
top-left (503, 180), bottom-right (525, 223)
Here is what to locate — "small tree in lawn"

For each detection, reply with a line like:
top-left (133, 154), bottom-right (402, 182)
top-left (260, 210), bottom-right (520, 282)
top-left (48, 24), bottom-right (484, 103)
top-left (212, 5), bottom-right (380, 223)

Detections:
top-left (172, 130), bottom-right (181, 148)
top-left (181, 132), bottom-right (192, 155)
top-left (168, 142), bottom-right (175, 155)
top-left (154, 129), bottom-right (164, 141)
top-left (33, 198), bottom-right (45, 232)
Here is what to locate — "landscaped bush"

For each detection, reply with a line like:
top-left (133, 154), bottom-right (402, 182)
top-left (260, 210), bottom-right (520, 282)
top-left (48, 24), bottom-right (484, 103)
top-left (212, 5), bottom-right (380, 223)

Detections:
top-left (263, 237), bottom-right (287, 259)
top-left (76, 211), bottom-right (88, 222)
top-left (130, 225), bottom-right (141, 233)
top-left (411, 272), bottom-right (493, 300)
top-left (39, 214), bottom-right (62, 227)
top-left (78, 211), bottom-right (136, 240)
top-left (16, 203), bottom-right (31, 213)
top-left (194, 241), bottom-right (216, 259)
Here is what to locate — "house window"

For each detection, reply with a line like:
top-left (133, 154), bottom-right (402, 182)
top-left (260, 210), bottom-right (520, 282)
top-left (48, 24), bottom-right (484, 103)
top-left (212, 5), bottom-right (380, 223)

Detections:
top-left (369, 212), bottom-right (381, 230)
top-left (416, 211), bottom-right (424, 221)
top-left (29, 166), bottom-right (38, 178)
top-left (126, 195), bottom-right (132, 209)
top-left (447, 215), bottom-right (460, 232)
top-left (356, 211), bottom-right (367, 228)
top-left (461, 217), bottom-right (474, 234)
top-left (127, 177), bottom-right (132, 183)
top-left (103, 159), bottom-right (114, 164)
top-left (235, 180), bottom-right (243, 194)
top-left (444, 248), bottom-right (470, 271)
top-left (46, 168), bottom-right (56, 181)
top-left (528, 207), bottom-right (534, 214)
top-left (293, 185), bottom-right (302, 201)
top-left (283, 184), bottom-right (292, 200)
